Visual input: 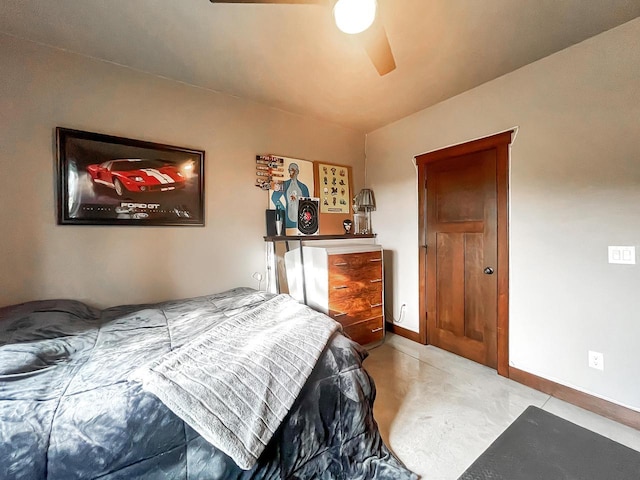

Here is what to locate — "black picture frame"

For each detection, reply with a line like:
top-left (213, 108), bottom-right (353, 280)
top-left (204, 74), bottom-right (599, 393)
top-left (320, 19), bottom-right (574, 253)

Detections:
top-left (56, 128), bottom-right (205, 226)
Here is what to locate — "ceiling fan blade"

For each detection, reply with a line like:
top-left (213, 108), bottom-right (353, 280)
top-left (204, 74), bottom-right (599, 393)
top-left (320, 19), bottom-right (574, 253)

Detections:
top-left (358, 21), bottom-right (396, 76)
top-left (210, 0), bottom-right (395, 75)
top-left (210, 0), bottom-right (323, 4)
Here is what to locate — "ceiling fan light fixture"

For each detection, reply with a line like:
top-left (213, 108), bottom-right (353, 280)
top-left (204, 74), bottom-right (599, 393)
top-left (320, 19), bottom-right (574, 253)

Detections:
top-left (333, 0), bottom-right (377, 34)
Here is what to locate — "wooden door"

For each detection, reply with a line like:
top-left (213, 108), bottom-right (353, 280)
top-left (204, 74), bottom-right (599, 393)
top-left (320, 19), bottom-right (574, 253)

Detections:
top-left (426, 150), bottom-right (497, 368)
top-left (416, 131), bottom-right (513, 374)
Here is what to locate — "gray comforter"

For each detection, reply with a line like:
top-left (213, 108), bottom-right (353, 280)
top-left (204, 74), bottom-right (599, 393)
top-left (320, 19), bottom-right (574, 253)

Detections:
top-left (0, 287), bottom-right (417, 479)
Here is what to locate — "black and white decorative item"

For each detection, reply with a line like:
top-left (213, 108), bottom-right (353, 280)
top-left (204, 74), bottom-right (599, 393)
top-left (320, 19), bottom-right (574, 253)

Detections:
top-left (297, 197), bottom-right (320, 235)
top-left (275, 208), bottom-right (284, 236)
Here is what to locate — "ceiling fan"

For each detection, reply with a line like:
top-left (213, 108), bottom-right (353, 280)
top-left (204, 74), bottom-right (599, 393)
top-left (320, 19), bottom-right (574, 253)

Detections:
top-left (209, 0), bottom-right (396, 76)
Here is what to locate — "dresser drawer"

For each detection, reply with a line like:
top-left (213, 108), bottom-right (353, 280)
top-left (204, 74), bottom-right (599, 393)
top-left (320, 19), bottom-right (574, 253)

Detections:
top-left (328, 252), bottom-right (383, 284)
top-left (328, 285), bottom-right (382, 325)
top-left (343, 316), bottom-right (384, 345)
top-left (329, 303), bottom-right (383, 327)
top-left (328, 281), bottom-right (382, 304)
top-left (328, 251), bottom-right (383, 270)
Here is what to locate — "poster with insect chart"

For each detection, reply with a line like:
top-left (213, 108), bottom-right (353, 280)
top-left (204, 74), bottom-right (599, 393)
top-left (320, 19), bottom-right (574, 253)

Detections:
top-left (317, 162), bottom-right (351, 214)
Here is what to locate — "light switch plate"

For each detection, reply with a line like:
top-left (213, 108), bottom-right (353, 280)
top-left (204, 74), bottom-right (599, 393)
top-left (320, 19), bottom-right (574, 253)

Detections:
top-left (608, 246), bottom-right (636, 265)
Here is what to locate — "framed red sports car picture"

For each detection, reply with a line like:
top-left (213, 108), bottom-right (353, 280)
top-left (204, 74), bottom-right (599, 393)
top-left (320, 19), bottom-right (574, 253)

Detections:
top-left (56, 128), bottom-right (205, 226)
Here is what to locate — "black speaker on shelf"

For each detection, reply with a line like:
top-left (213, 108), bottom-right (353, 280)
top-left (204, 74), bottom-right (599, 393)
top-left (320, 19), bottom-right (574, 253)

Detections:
top-left (265, 209), bottom-right (277, 236)
top-left (266, 209), bottom-right (285, 236)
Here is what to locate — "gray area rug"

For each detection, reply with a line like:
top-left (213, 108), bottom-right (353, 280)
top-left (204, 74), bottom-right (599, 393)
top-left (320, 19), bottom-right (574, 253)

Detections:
top-left (458, 405), bottom-right (640, 480)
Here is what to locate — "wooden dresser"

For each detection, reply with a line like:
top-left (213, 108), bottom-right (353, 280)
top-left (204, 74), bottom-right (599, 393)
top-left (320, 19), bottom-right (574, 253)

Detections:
top-left (285, 244), bottom-right (384, 346)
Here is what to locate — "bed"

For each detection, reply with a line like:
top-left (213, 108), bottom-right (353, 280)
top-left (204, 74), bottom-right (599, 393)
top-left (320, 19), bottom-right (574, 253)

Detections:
top-left (0, 287), bottom-right (417, 479)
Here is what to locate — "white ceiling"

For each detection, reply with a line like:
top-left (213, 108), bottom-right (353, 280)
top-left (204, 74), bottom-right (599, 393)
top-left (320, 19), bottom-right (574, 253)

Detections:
top-left (1, 0), bottom-right (639, 132)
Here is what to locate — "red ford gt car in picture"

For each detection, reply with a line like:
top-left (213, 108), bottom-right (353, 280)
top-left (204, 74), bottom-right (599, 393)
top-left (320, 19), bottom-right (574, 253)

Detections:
top-left (87, 159), bottom-right (187, 196)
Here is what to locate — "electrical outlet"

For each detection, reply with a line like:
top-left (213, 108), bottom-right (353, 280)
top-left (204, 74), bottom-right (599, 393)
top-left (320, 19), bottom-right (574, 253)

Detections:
top-left (588, 350), bottom-right (604, 371)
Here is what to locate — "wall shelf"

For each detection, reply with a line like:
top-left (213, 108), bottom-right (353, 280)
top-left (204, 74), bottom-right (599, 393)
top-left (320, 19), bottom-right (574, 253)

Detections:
top-left (264, 234), bottom-right (375, 242)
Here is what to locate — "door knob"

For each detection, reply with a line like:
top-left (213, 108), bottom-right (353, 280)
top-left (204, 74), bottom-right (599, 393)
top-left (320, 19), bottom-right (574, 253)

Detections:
top-left (484, 267), bottom-right (494, 275)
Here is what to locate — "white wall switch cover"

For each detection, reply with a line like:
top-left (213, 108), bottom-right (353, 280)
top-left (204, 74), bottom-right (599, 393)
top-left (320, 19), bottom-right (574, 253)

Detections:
top-left (608, 246), bottom-right (636, 265)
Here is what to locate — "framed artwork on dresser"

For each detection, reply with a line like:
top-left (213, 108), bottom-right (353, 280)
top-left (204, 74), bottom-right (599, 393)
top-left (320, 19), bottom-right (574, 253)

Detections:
top-left (56, 128), bottom-right (205, 226)
top-left (313, 162), bottom-right (353, 235)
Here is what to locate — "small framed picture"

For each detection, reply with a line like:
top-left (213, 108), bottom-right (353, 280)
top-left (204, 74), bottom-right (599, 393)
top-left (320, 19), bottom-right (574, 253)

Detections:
top-left (316, 162), bottom-right (351, 215)
top-left (56, 128), bottom-right (205, 226)
top-left (313, 161), bottom-right (354, 235)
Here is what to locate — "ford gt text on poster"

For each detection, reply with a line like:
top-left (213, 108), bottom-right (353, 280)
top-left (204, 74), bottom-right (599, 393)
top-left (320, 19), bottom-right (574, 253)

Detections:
top-left (87, 159), bottom-right (186, 196)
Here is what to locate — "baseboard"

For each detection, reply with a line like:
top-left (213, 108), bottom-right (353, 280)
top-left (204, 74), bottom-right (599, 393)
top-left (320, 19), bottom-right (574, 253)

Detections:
top-left (385, 322), bottom-right (421, 343)
top-left (509, 366), bottom-right (640, 431)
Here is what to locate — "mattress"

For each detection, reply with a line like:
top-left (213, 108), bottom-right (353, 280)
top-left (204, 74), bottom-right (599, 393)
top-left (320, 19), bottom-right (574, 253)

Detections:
top-left (0, 287), bottom-right (417, 479)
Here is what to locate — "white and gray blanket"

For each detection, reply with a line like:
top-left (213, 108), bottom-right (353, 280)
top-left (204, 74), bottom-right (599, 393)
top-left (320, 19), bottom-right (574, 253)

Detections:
top-left (132, 294), bottom-right (341, 470)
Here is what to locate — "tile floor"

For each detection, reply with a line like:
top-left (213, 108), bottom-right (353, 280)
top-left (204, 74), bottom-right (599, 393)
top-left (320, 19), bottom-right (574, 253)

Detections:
top-left (365, 333), bottom-right (640, 480)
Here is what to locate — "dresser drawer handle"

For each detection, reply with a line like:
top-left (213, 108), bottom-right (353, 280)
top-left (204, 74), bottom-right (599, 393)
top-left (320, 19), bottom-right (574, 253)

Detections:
top-left (333, 285), bottom-right (348, 290)
top-left (369, 279), bottom-right (382, 283)
top-left (369, 258), bottom-right (382, 263)
top-left (333, 262), bottom-right (348, 266)
top-left (371, 327), bottom-right (384, 333)
top-left (370, 303), bottom-right (383, 308)
top-left (333, 312), bottom-right (347, 318)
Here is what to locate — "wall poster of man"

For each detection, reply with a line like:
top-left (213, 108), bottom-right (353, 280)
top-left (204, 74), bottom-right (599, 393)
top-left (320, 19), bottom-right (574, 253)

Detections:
top-left (269, 157), bottom-right (315, 236)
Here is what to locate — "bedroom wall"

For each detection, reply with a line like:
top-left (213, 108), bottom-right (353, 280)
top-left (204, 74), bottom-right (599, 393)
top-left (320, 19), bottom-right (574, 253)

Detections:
top-left (366, 18), bottom-right (640, 410)
top-left (0, 34), bottom-right (364, 309)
